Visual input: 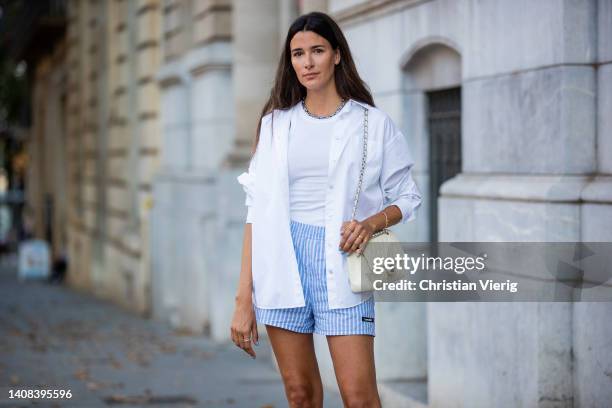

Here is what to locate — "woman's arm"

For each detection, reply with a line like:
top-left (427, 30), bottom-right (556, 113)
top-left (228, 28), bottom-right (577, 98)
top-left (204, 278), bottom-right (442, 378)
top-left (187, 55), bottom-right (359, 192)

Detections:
top-left (233, 131), bottom-right (263, 357)
top-left (340, 114), bottom-right (422, 253)
top-left (377, 117), bottom-right (422, 225)
top-left (235, 223), bottom-right (254, 302)
top-left (230, 223), bottom-right (258, 359)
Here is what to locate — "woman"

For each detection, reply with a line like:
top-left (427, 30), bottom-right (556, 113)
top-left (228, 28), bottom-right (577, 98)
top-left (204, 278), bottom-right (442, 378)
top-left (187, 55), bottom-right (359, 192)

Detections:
top-left (231, 11), bottom-right (421, 408)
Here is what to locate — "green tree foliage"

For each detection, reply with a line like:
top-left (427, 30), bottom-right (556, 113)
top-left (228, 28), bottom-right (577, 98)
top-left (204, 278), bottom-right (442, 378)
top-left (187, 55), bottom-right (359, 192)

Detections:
top-left (0, 47), bottom-right (28, 125)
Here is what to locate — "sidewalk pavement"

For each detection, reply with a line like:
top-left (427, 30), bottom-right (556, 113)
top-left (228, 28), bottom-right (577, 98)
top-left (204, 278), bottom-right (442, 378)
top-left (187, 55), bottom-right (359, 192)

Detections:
top-left (0, 254), bottom-right (343, 407)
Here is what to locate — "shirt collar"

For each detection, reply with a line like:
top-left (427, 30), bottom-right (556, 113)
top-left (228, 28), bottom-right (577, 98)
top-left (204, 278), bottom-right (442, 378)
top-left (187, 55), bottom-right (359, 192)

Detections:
top-left (337, 98), bottom-right (370, 118)
top-left (347, 98), bottom-right (370, 111)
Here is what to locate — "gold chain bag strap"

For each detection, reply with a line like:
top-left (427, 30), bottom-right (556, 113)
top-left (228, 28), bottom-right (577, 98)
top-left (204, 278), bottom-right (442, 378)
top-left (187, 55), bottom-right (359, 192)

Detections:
top-left (346, 108), bottom-right (404, 293)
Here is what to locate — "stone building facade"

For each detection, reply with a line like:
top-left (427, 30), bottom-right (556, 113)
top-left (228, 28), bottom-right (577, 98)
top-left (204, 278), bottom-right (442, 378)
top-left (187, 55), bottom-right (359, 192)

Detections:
top-left (62, 0), bottom-right (163, 314)
top-left (23, 0), bottom-right (612, 406)
top-left (25, 0), bottom-right (163, 315)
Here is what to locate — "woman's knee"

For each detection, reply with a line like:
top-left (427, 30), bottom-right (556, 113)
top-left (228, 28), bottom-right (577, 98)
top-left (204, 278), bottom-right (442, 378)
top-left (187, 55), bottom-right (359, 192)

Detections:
top-left (342, 389), bottom-right (381, 408)
top-left (284, 378), bottom-right (322, 408)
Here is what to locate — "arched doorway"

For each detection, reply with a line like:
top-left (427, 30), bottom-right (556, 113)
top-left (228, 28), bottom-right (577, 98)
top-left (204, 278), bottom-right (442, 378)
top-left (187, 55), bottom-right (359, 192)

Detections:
top-left (402, 41), bottom-right (462, 243)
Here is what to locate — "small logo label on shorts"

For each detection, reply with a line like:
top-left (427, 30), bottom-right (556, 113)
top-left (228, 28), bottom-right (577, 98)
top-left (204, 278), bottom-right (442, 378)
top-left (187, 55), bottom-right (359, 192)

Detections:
top-left (362, 316), bottom-right (374, 323)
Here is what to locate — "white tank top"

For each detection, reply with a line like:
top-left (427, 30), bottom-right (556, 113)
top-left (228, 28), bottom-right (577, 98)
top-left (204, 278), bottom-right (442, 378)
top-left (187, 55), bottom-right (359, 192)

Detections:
top-left (288, 102), bottom-right (348, 226)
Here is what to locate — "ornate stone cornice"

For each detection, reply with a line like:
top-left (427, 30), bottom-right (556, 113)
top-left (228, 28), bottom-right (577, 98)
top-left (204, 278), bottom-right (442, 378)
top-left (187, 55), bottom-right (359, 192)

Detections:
top-left (334, 0), bottom-right (431, 26)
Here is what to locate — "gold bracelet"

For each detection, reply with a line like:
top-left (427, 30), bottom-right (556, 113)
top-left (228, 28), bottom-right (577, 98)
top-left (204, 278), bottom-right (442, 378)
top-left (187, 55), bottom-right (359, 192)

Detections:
top-left (382, 210), bottom-right (388, 229)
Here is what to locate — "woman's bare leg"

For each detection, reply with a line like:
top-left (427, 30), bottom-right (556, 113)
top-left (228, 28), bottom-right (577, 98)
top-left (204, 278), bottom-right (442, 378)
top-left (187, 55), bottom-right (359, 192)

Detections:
top-left (266, 325), bottom-right (324, 408)
top-left (327, 334), bottom-right (381, 408)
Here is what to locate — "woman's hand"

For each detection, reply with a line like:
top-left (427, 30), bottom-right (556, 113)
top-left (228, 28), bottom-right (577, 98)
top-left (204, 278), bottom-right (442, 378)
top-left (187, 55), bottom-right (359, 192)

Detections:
top-left (230, 295), bottom-right (258, 359)
top-left (339, 219), bottom-right (374, 254)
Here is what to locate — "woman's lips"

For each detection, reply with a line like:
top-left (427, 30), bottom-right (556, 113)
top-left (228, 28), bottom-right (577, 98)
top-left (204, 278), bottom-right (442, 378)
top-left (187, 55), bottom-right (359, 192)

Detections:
top-left (304, 73), bottom-right (319, 79)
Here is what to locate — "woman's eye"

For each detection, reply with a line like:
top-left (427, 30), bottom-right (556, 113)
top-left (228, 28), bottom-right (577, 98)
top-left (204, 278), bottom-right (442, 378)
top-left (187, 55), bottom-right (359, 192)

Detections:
top-left (292, 49), bottom-right (323, 57)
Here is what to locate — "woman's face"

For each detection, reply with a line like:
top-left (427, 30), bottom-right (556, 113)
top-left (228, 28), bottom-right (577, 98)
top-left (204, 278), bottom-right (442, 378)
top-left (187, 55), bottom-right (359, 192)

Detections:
top-left (290, 30), bottom-right (340, 92)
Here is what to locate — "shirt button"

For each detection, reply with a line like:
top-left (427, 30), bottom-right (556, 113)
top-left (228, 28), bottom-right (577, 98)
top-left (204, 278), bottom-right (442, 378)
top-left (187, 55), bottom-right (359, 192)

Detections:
top-left (329, 269), bottom-right (333, 274)
top-left (329, 184), bottom-right (333, 189)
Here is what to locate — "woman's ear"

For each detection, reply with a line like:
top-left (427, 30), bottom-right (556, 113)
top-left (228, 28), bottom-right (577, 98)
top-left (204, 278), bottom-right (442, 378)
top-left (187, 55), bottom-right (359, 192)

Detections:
top-left (334, 49), bottom-right (341, 65)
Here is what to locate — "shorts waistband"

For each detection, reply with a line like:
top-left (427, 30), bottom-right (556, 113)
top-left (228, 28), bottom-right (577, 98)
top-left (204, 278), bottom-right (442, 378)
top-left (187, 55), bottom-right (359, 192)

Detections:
top-left (290, 219), bottom-right (325, 240)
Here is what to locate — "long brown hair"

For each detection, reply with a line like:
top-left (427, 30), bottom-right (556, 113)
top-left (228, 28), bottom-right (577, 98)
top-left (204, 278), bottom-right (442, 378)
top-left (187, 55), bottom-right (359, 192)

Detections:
top-left (252, 11), bottom-right (374, 154)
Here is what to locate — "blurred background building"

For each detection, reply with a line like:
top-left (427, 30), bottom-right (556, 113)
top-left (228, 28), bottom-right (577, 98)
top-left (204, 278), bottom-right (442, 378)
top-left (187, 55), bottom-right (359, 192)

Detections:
top-left (1, 0), bottom-right (610, 406)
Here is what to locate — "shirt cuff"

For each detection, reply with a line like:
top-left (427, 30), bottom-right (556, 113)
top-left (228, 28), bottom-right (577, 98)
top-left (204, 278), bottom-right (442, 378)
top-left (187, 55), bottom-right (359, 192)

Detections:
top-left (237, 171), bottom-right (255, 223)
top-left (388, 193), bottom-right (422, 224)
top-left (236, 172), bottom-right (254, 205)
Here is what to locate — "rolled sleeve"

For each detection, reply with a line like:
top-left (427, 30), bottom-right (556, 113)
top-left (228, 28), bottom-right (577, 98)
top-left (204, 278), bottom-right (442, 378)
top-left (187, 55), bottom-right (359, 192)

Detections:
top-left (236, 149), bottom-right (259, 224)
top-left (380, 117), bottom-right (422, 224)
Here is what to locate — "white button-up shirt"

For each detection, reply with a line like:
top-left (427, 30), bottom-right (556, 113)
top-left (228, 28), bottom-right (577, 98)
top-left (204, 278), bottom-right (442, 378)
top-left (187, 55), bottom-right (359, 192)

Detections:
top-left (237, 99), bottom-right (422, 309)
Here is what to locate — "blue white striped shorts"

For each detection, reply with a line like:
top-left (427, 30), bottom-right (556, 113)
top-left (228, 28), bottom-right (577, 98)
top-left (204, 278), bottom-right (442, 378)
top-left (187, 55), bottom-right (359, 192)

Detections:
top-left (255, 219), bottom-right (375, 336)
